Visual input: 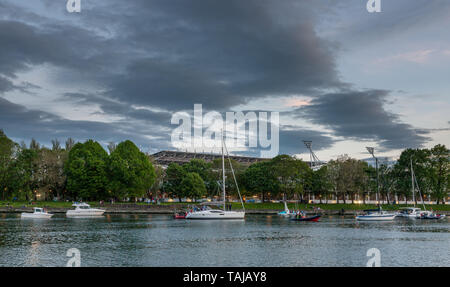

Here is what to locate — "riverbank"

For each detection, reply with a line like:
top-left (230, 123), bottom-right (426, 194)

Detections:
top-left (1, 201), bottom-right (449, 215)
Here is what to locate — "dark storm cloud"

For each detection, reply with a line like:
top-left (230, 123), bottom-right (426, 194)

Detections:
top-left (104, 0), bottom-right (340, 110)
top-left (0, 20), bottom-right (112, 78)
top-left (62, 93), bottom-right (173, 124)
top-left (279, 126), bottom-right (335, 155)
top-left (0, 0), bottom-right (434, 154)
top-left (0, 76), bottom-right (14, 93)
top-left (296, 90), bottom-right (431, 150)
top-left (0, 97), bottom-right (170, 152)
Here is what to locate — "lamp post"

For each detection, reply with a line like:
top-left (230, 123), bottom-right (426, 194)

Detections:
top-left (366, 147), bottom-right (379, 207)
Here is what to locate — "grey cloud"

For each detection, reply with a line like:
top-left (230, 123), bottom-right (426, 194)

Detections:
top-left (62, 92), bottom-right (173, 124)
top-left (279, 126), bottom-right (335, 155)
top-left (297, 90), bottom-right (431, 150)
top-left (0, 97), bottom-right (171, 152)
top-left (0, 76), bottom-right (14, 93)
top-left (0, 0), bottom-right (436, 154)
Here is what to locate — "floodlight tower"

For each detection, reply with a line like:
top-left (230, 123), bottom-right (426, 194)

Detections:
top-left (366, 147), bottom-right (379, 206)
top-left (303, 141), bottom-right (322, 170)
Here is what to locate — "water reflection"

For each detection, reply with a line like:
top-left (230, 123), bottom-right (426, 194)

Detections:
top-left (0, 214), bottom-right (448, 267)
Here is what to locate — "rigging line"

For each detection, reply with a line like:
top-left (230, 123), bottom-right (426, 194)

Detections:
top-left (412, 166), bottom-right (427, 211)
top-left (222, 139), bottom-right (245, 212)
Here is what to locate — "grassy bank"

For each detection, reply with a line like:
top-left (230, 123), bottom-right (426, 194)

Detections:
top-left (1, 201), bottom-right (449, 211)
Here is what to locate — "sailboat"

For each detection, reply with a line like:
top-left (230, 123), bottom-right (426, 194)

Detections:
top-left (278, 200), bottom-right (294, 216)
top-left (397, 158), bottom-right (422, 219)
top-left (406, 158), bottom-right (446, 220)
top-left (355, 207), bottom-right (396, 221)
top-left (356, 177), bottom-right (396, 221)
top-left (185, 131), bottom-right (245, 220)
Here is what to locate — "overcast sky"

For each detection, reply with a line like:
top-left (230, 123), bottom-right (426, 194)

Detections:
top-left (0, 0), bottom-right (449, 161)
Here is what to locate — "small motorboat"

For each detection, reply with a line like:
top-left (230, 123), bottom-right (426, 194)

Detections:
top-left (396, 207), bottom-right (422, 219)
top-left (291, 213), bottom-right (321, 222)
top-left (66, 202), bottom-right (105, 217)
top-left (21, 207), bottom-right (53, 219)
top-left (417, 211), bottom-right (446, 220)
top-left (174, 212), bottom-right (187, 219)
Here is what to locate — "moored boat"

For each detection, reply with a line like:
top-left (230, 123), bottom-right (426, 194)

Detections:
top-left (417, 210), bottom-right (446, 220)
top-left (397, 207), bottom-right (422, 219)
top-left (174, 212), bottom-right (187, 219)
top-left (278, 201), bottom-right (295, 216)
top-left (21, 207), bottom-right (53, 219)
top-left (185, 130), bottom-right (245, 220)
top-left (356, 208), bottom-right (396, 221)
top-left (291, 214), bottom-right (321, 222)
top-left (66, 202), bottom-right (105, 217)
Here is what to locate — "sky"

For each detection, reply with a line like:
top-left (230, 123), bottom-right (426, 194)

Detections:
top-left (0, 0), bottom-right (449, 161)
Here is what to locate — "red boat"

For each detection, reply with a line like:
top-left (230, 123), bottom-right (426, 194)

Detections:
top-left (291, 214), bottom-right (321, 222)
top-left (173, 212), bottom-right (187, 219)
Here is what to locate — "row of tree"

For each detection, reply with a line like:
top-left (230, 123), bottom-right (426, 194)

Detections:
top-left (0, 130), bottom-right (155, 201)
top-left (0, 129), bottom-right (448, 203)
top-left (161, 147), bottom-right (449, 204)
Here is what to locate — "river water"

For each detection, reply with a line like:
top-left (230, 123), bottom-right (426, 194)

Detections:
top-left (0, 213), bottom-right (448, 267)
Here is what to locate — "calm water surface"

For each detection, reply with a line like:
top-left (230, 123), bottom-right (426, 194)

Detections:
top-left (0, 213), bottom-right (448, 267)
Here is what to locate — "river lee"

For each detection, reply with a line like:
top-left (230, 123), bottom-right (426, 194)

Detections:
top-left (0, 214), bottom-right (448, 267)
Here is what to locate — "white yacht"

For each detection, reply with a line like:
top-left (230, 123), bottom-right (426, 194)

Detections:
top-left (186, 204), bottom-right (245, 220)
top-left (21, 207), bottom-right (53, 219)
top-left (66, 202), bottom-right (105, 217)
top-left (356, 208), bottom-right (396, 221)
top-left (397, 159), bottom-right (423, 219)
top-left (397, 207), bottom-right (422, 218)
top-left (186, 131), bottom-right (245, 220)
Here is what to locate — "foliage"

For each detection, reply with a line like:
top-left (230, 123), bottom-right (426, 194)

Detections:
top-left (65, 140), bottom-right (109, 200)
top-left (108, 140), bottom-right (156, 200)
top-left (180, 172), bottom-right (207, 201)
top-left (242, 161), bottom-right (279, 202)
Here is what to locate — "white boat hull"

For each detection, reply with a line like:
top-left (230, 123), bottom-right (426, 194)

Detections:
top-left (356, 214), bottom-right (396, 221)
top-left (66, 209), bottom-right (105, 217)
top-left (278, 211), bottom-right (295, 217)
top-left (21, 212), bottom-right (53, 219)
top-left (186, 210), bottom-right (245, 220)
top-left (396, 213), bottom-right (419, 219)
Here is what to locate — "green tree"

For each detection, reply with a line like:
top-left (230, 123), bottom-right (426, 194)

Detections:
top-left (108, 140), bottom-right (156, 200)
top-left (242, 161), bottom-right (279, 202)
top-left (163, 163), bottom-right (186, 201)
top-left (180, 172), bottom-right (207, 201)
top-left (270, 155), bottom-right (311, 201)
top-left (393, 148), bottom-right (431, 205)
top-left (65, 140), bottom-right (109, 200)
top-left (0, 130), bottom-right (18, 200)
top-left (210, 157), bottom-right (246, 198)
top-left (429, 144), bottom-right (449, 204)
top-left (36, 147), bottom-right (68, 200)
top-left (7, 148), bottom-right (38, 200)
top-left (311, 166), bottom-right (333, 203)
top-left (328, 155), bottom-right (367, 204)
top-left (183, 159), bottom-right (216, 195)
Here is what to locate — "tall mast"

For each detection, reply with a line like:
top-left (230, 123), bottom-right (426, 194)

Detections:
top-left (222, 129), bottom-right (226, 211)
top-left (410, 158), bottom-right (415, 207)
